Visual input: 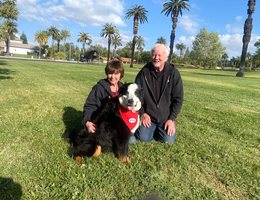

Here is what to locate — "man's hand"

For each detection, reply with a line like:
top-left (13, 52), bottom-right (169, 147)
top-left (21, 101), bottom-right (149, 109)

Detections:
top-left (86, 121), bottom-right (96, 133)
top-left (164, 120), bottom-right (175, 136)
top-left (140, 113), bottom-right (151, 128)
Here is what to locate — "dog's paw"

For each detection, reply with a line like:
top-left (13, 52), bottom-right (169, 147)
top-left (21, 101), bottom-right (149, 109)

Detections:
top-left (119, 156), bottom-right (130, 163)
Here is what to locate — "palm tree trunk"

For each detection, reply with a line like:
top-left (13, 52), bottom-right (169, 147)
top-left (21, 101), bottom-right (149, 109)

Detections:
top-left (113, 46), bottom-right (116, 57)
top-left (137, 49), bottom-right (140, 64)
top-left (169, 31), bottom-right (175, 63)
top-left (130, 35), bottom-right (136, 68)
top-left (57, 41), bottom-right (60, 52)
top-left (51, 38), bottom-right (54, 59)
top-left (236, 0), bottom-right (255, 77)
top-left (83, 42), bottom-right (85, 55)
top-left (6, 35), bottom-right (10, 56)
top-left (169, 15), bottom-right (178, 63)
top-left (63, 39), bottom-right (66, 53)
top-left (39, 44), bottom-right (41, 59)
top-left (107, 36), bottom-right (111, 63)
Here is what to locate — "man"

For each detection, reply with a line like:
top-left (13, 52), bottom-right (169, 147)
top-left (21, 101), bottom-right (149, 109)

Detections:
top-left (132, 43), bottom-right (183, 143)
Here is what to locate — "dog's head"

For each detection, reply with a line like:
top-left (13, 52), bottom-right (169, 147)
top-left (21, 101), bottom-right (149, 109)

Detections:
top-left (118, 83), bottom-right (142, 112)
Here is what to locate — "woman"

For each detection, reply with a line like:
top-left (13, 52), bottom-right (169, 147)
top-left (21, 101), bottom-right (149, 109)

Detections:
top-left (81, 60), bottom-right (124, 133)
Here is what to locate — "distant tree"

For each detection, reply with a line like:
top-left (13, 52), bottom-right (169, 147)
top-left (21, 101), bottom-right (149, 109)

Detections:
top-left (182, 47), bottom-right (190, 64)
top-left (156, 36), bottom-right (167, 45)
top-left (120, 44), bottom-right (132, 58)
top-left (4, 20), bottom-right (18, 55)
top-left (0, 0), bottom-right (19, 56)
top-left (254, 39), bottom-right (260, 53)
top-left (55, 31), bottom-right (62, 52)
top-left (140, 51), bottom-right (151, 63)
top-left (60, 29), bottom-right (71, 53)
top-left (176, 43), bottom-right (186, 64)
top-left (171, 52), bottom-right (179, 63)
top-left (245, 52), bottom-right (253, 70)
top-left (125, 4), bottom-right (148, 68)
top-left (192, 27), bottom-right (225, 68)
top-left (88, 44), bottom-right (105, 56)
top-left (20, 31), bottom-right (28, 44)
top-left (34, 30), bottom-right (49, 59)
top-left (237, 0), bottom-right (256, 77)
top-left (47, 26), bottom-right (59, 59)
top-left (111, 34), bottom-right (122, 57)
top-left (100, 23), bottom-right (119, 63)
top-left (125, 41), bottom-right (133, 57)
top-left (136, 35), bottom-right (145, 64)
top-left (221, 52), bottom-right (229, 67)
top-left (0, 22), bottom-right (7, 41)
top-left (162, 0), bottom-right (190, 63)
top-left (77, 31), bottom-right (92, 55)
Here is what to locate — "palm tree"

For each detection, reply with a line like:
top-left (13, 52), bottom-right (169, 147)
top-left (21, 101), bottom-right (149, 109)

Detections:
top-left (34, 30), bottom-right (49, 59)
top-left (0, 0), bottom-right (19, 56)
top-left (126, 41), bottom-right (133, 58)
top-left (100, 23), bottom-right (119, 63)
top-left (176, 43), bottom-right (186, 64)
top-left (55, 31), bottom-right (62, 52)
top-left (60, 29), bottom-right (71, 53)
top-left (221, 52), bottom-right (229, 67)
top-left (162, 0), bottom-right (190, 63)
top-left (111, 34), bottom-right (122, 57)
top-left (125, 5), bottom-right (148, 68)
top-left (136, 35), bottom-right (145, 64)
top-left (236, 0), bottom-right (256, 77)
top-left (77, 31), bottom-right (92, 55)
top-left (156, 36), bottom-right (167, 45)
top-left (4, 20), bottom-right (18, 56)
top-left (47, 26), bottom-right (59, 59)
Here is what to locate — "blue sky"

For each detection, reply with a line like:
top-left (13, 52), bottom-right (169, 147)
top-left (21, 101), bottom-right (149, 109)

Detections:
top-left (16, 0), bottom-right (260, 58)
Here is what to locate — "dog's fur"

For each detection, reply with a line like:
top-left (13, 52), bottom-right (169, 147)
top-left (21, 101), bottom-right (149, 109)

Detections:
top-left (67, 83), bottom-right (142, 165)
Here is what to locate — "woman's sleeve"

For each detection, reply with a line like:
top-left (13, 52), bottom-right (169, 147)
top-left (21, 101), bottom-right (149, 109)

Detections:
top-left (81, 85), bottom-right (103, 127)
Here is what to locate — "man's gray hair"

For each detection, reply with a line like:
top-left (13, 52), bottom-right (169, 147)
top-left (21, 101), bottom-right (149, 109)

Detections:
top-left (151, 43), bottom-right (169, 58)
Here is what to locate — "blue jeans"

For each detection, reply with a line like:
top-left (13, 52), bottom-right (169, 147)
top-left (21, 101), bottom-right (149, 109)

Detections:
top-left (131, 122), bottom-right (176, 144)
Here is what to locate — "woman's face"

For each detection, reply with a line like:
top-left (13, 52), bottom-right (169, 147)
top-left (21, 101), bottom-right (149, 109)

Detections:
top-left (107, 72), bottom-right (121, 85)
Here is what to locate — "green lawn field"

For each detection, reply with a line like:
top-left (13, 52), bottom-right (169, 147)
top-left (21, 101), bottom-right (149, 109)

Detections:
top-left (0, 59), bottom-right (259, 199)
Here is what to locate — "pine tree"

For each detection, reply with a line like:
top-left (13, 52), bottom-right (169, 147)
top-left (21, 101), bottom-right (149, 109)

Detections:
top-left (20, 31), bottom-right (28, 44)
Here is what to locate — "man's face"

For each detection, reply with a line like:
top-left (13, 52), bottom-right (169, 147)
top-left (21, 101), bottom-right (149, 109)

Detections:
top-left (151, 48), bottom-right (167, 69)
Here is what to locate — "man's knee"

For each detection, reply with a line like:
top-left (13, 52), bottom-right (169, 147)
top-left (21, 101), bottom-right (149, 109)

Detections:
top-left (160, 133), bottom-right (176, 143)
top-left (135, 126), bottom-right (154, 142)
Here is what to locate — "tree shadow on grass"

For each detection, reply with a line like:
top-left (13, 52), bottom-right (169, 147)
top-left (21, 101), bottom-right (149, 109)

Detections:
top-left (0, 177), bottom-right (23, 200)
top-left (62, 106), bottom-right (82, 143)
top-left (0, 68), bottom-right (15, 80)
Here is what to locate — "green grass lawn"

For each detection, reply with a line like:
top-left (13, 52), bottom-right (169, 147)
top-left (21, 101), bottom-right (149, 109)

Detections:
top-left (0, 59), bottom-right (259, 200)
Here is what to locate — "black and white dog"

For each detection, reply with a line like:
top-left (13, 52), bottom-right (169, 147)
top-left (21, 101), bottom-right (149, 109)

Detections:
top-left (68, 83), bottom-right (142, 166)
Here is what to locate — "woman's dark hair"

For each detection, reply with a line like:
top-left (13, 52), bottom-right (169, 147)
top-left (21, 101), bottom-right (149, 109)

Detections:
top-left (105, 60), bottom-right (124, 79)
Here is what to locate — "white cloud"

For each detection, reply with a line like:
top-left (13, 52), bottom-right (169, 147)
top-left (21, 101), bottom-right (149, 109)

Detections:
top-left (17, 0), bottom-right (126, 27)
top-left (178, 15), bottom-right (199, 35)
top-left (236, 16), bottom-right (243, 22)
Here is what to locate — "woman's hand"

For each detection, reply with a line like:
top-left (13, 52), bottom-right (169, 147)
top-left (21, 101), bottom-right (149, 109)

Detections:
top-left (86, 121), bottom-right (96, 133)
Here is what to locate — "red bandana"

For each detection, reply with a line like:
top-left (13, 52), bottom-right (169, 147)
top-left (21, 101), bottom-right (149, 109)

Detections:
top-left (118, 104), bottom-right (138, 131)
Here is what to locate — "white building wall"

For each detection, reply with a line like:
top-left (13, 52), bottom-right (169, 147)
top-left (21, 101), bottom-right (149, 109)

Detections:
top-left (5, 47), bottom-right (37, 55)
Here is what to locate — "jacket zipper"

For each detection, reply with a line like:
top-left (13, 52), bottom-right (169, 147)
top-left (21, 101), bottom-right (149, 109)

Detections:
top-left (144, 74), bottom-right (170, 106)
top-left (157, 75), bottom-right (170, 106)
top-left (144, 75), bottom-right (156, 102)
